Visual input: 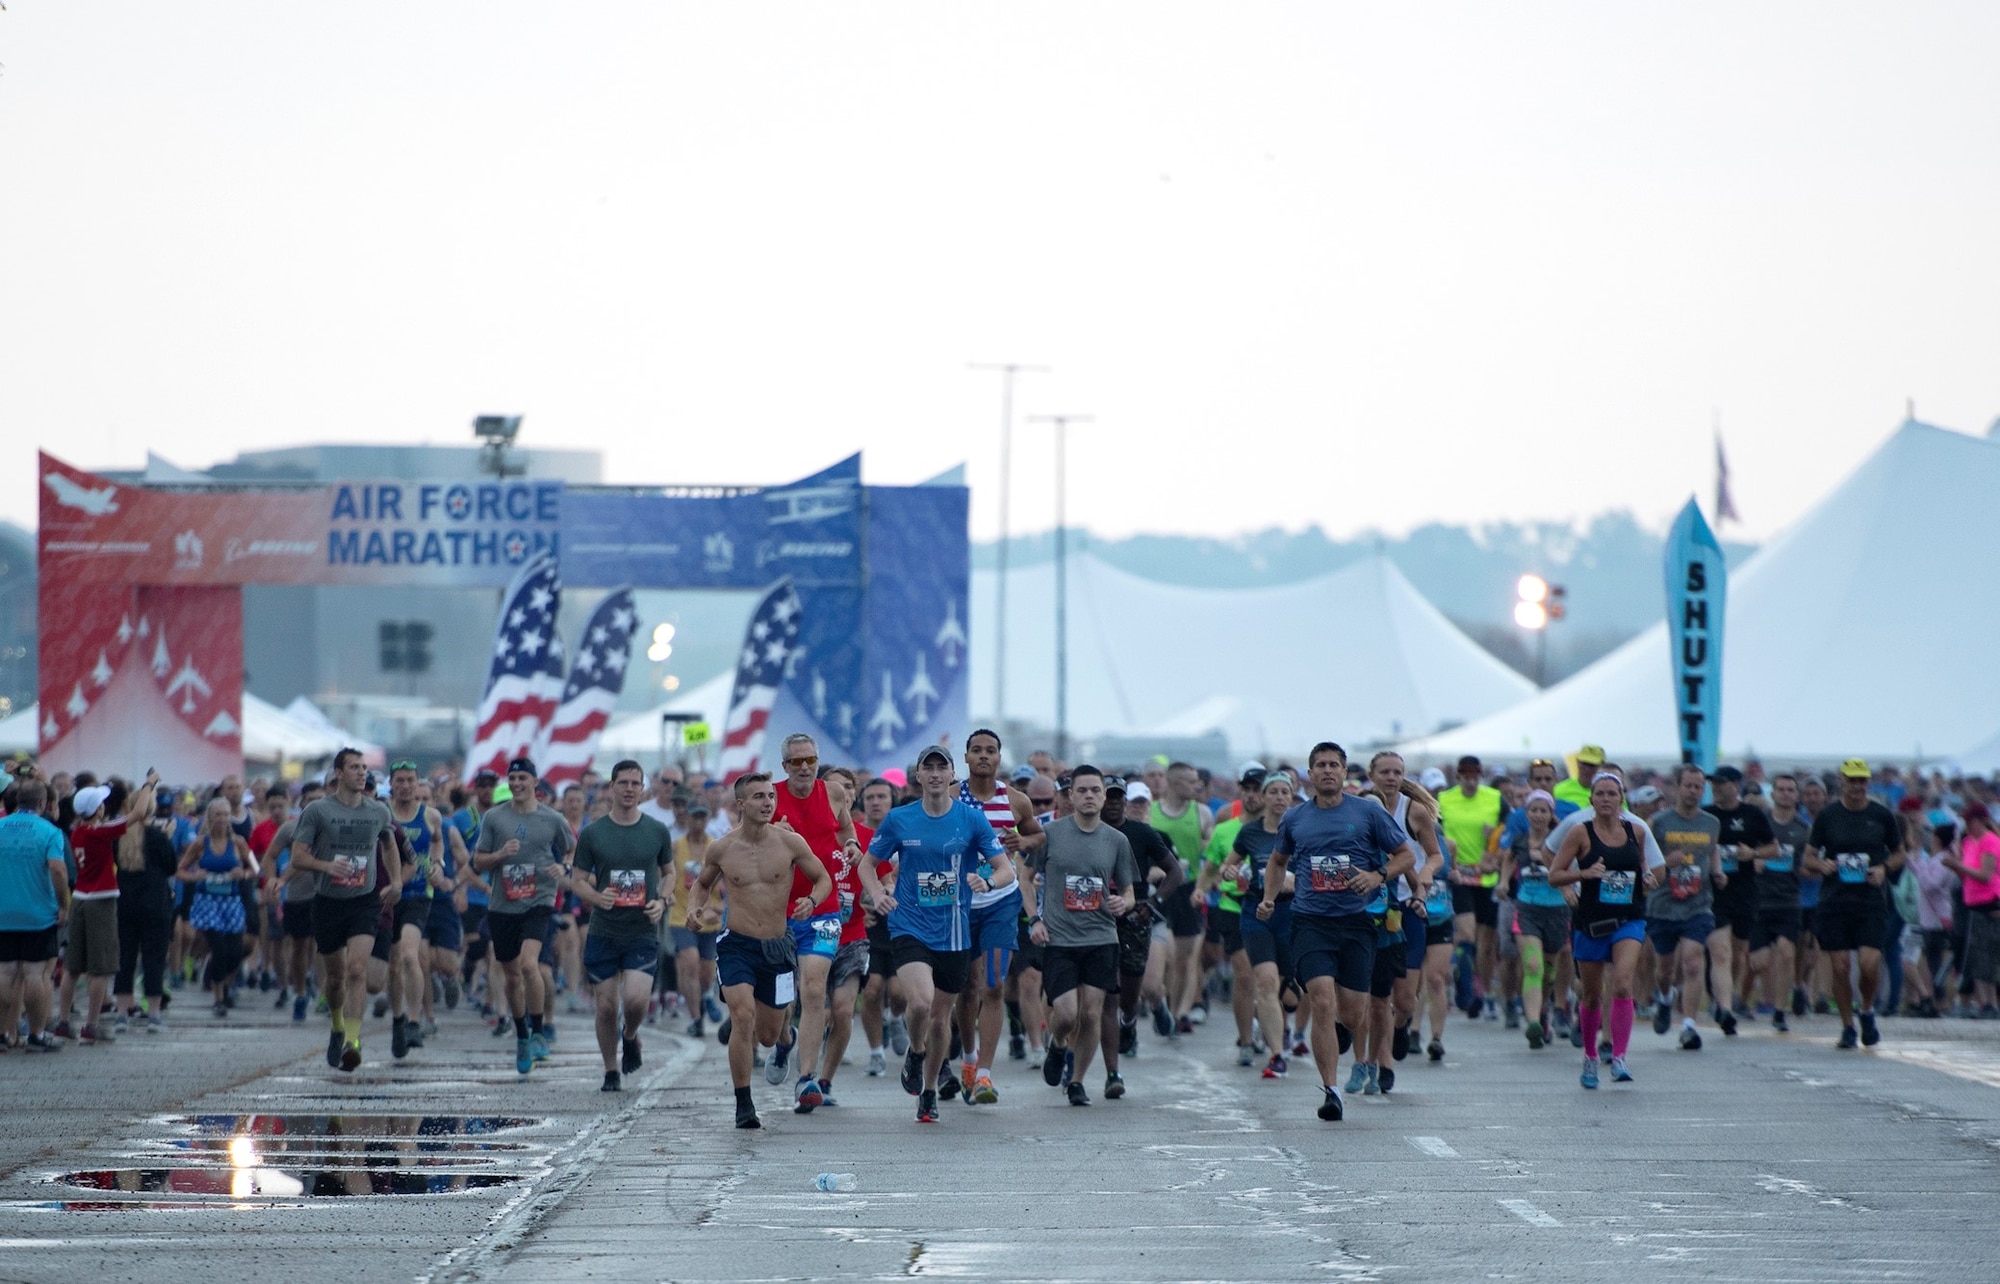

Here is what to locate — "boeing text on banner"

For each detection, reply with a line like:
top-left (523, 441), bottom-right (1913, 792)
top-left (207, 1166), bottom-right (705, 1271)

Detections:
top-left (535, 587), bottom-right (639, 787)
top-left (464, 554), bottom-right (566, 781)
top-left (1664, 496), bottom-right (1726, 771)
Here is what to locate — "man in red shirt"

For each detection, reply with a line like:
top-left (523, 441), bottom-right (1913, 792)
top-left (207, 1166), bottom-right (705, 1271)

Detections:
top-left (56, 774), bottom-right (157, 1043)
top-left (766, 733), bottom-right (862, 1114)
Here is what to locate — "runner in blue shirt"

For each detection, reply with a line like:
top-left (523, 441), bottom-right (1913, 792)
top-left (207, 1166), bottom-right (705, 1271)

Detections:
top-left (862, 745), bottom-right (1008, 1124)
top-left (1256, 741), bottom-right (1419, 1124)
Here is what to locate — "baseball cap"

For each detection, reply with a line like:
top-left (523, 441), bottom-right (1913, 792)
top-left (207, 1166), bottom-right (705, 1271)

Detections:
top-left (490, 782), bottom-right (514, 803)
top-left (689, 803), bottom-right (711, 818)
top-left (1125, 781), bottom-right (1153, 804)
top-left (1961, 801), bottom-right (1990, 824)
top-left (507, 757), bottom-right (537, 777)
top-left (915, 746), bottom-right (953, 769)
top-left (1419, 766), bottom-right (1447, 792)
top-left (473, 769), bottom-right (499, 786)
top-left (1102, 774), bottom-right (1127, 795)
top-left (73, 784), bottom-right (112, 817)
top-left (1236, 760), bottom-right (1267, 782)
top-left (1011, 764), bottom-right (1038, 785)
top-left (1839, 758), bottom-right (1871, 779)
top-left (1629, 785), bottom-right (1663, 806)
top-left (1709, 764), bottom-right (1743, 783)
top-left (1576, 744), bottom-right (1606, 765)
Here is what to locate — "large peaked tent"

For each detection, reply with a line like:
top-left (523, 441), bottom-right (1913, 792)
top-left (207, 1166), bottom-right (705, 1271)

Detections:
top-left (1401, 420), bottom-right (2000, 766)
top-left (971, 553), bottom-right (1536, 756)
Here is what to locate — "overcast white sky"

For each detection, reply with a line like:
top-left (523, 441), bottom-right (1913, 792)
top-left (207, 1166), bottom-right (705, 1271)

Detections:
top-left (5, 2), bottom-right (1998, 547)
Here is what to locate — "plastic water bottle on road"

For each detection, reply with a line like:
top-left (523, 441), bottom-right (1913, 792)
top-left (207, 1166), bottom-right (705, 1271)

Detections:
top-left (813, 1173), bottom-right (857, 1192)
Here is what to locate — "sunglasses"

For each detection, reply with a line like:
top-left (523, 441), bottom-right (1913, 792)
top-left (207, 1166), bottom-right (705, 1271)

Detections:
top-left (390, 760), bottom-right (418, 773)
top-left (783, 756), bottom-right (819, 769)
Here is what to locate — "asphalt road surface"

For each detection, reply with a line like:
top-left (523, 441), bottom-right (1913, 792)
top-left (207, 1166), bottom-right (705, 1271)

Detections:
top-left (4, 993), bottom-right (1999, 1284)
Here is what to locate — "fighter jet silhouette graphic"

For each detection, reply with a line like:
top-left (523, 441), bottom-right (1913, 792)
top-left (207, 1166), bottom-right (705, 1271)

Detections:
top-left (45, 472), bottom-right (120, 516)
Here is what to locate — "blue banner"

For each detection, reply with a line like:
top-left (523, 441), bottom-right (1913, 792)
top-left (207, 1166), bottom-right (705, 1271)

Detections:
top-left (1664, 497), bottom-right (1725, 769)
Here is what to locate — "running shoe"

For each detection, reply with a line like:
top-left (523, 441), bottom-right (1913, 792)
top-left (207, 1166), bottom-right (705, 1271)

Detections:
top-left (292, 995), bottom-right (308, 1023)
top-left (516, 1037), bottom-right (533, 1075)
top-left (1653, 997), bottom-right (1672, 1036)
top-left (49, 1020), bottom-right (75, 1042)
top-left (1317, 1086), bottom-right (1344, 1121)
top-left (1119, 1018), bottom-right (1139, 1057)
top-left (1552, 1007), bottom-right (1572, 1038)
top-left (1601, 1041), bottom-right (1615, 1064)
top-left (1580, 1058), bottom-right (1598, 1090)
top-left (80, 1024), bottom-right (106, 1044)
top-left (1679, 1026), bottom-right (1702, 1051)
top-left (444, 977), bottom-right (461, 1010)
top-left (1791, 987), bottom-right (1809, 1017)
top-left (601, 1072), bottom-right (621, 1093)
top-left (1290, 1038), bottom-right (1310, 1058)
top-left (1335, 1023), bottom-right (1352, 1055)
top-left (373, 995), bottom-right (390, 1019)
top-left (971, 1073), bottom-right (999, 1105)
top-left (1484, 997), bottom-right (1499, 1022)
top-left (794, 1076), bottom-right (822, 1113)
top-left (916, 1089), bottom-right (939, 1123)
top-left (1361, 1064), bottom-right (1381, 1096)
top-left (1504, 1001), bottom-right (1521, 1031)
top-left (1176, 1015), bottom-right (1195, 1035)
top-left (1427, 1039), bottom-right (1444, 1063)
top-left (622, 1037), bottom-right (642, 1075)
top-left (1104, 1071), bottom-right (1126, 1099)
top-left (961, 1062), bottom-right (977, 1098)
top-left (392, 1018), bottom-right (410, 1060)
top-left (492, 1016), bottom-right (512, 1039)
top-left (866, 1049), bottom-right (886, 1077)
top-left (1525, 1020), bottom-right (1544, 1049)
top-left (886, 1015), bottom-right (910, 1057)
top-left (1061, 1047), bottom-right (1075, 1088)
top-left (766, 1027), bottom-right (794, 1084)
top-left (1392, 1022), bottom-right (1410, 1062)
top-left (1066, 1081), bottom-right (1091, 1106)
top-left (1237, 1042), bottom-right (1255, 1068)
top-left (147, 1014), bottom-right (165, 1034)
top-left (1716, 1005), bottom-right (1739, 1037)
top-left (24, 1032), bottom-right (60, 1052)
top-left (1152, 1001), bottom-right (1174, 1038)
top-left (1860, 1011), bottom-right (1881, 1046)
top-left (686, 1019), bottom-right (705, 1039)
top-left (1609, 1057), bottom-right (1634, 1083)
top-left (1814, 996), bottom-right (1833, 1015)
top-left (704, 995), bottom-right (726, 1024)
top-left (1568, 1020), bottom-right (1583, 1049)
top-left (716, 1016), bottom-right (733, 1047)
top-left (326, 1028), bottom-right (344, 1067)
top-left (340, 1039), bottom-right (362, 1072)
top-left (113, 1012), bottom-right (129, 1036)
top-left (1009, 1034), bottom-right (1026, 1061)
top-left (938, 1064), bottom-right (961, 1101)
top-left (1345, 1063), bottom-right (1370, 1094)
top-left (1042, 1043), bottom-right (1066, 1087)
top-left (736, 1100), bottom-right (761, 1129)
top-left (900, 1049), bottom-right (926, 1096)
top-left (543, 1021), bottom-right (558, 1044)
top-left (530, 1032), bottom-right (550, 1062)
top-left (1772, 1010), bottom-right (1789, 1033)
top-left (1189, 1002), bottom-right (1209, 1025)
top-left (817, 1079), bottom-right (839, 1107)
top-left (1377, 1065), bottom-right (1395, 1094)
top-left (1262, 1054), bottom-right (1288, 1079)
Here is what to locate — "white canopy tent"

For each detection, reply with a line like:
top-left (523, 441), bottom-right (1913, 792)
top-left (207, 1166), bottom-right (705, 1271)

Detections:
top-left (1401, 420), bottom-right (2000, 767)
top-left (970, 553), bottom-right (1536, 757)
top-left (0, 693), bottom-right (352, 766)
top-left (598, 670), bottom-right (735, 760)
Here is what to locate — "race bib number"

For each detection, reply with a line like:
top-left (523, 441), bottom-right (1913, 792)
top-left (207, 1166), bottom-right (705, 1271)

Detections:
top-left (838, 889), bottom-right (856, 919)
top-left (1836, 852), bottom-right (1870, 885)
top-left (772, 970), bottom-right (796, 1007)
top-left (328, 853), bottom-right (367, 889)
top-left (1307, 854), bottom-right (1352, 894)
top-left (501, 863), bottom-right (538, 902)
top-left (1424, 877), bottom-right (1453, 916)
top-left (1718, 844), bottom-right (1739, 874)
top-left (203, 877), bottom-right (234, 897)
top-left (1768, 844), bottom-right (1794, 873)
top-left (813, 916), bottom-right (841, 947)
top-left (1063, 874), bottom-right (1105, 912)
top-left (608, 868), bottom-right (646, 909)
top-left (1668, 862), bottom-right (1703, 901)
top-left (916, 871), bottom-right (958, 907)
top-left (1600, 870), bottom-right (1636, 905)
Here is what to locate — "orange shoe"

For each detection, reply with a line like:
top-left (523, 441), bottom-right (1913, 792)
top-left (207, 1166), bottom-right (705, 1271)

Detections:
top-left (971, 1072), bottom-right (999, 1105)
top-left (960, 1062), bottom-right (977, 1098)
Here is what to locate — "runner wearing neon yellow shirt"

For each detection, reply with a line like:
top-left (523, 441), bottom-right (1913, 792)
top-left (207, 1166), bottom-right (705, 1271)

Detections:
top-left (1553, 745), bottom-right (1605, 812)
top-left (1436, 756), bottom-right (1504, 1021)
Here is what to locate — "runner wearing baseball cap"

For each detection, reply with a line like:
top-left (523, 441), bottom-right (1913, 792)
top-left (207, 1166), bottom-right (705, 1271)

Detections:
top-left (1802, 759), bottom-right (1903, 1049)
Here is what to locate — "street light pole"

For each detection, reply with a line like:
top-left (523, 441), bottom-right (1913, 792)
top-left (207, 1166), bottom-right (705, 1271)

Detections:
top-left (968, 362), bottom-right (1048, 736)
top-left (1028, 413), bottom-right (1092, 762)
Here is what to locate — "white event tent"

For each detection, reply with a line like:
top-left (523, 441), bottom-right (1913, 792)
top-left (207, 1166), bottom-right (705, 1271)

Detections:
top-left (1401, 420), bottom-right (2000, 768)
top-left (971, 553), bottom-right (1537, 757)
top-left (0, 694), bottom-right (353, 766)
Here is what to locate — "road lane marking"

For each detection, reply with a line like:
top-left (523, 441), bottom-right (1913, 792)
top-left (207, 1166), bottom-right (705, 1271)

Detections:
top-left (1408, 1136), bottom-right (1458, 1158)
top-left (1498, 1198), bottom-right (1561, 1227)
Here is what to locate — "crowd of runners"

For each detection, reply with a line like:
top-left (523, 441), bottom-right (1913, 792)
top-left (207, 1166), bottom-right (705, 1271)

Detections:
top-left (4, 738), bottom-right (1998, 1126)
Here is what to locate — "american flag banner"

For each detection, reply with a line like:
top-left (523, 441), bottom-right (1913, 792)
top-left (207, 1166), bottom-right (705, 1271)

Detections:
top-left (536, 588), bottom-right (638, 787)
top-left (464, 553), bottom-right (566, 782)
top-left (717, 579), bottom-right (804, 781)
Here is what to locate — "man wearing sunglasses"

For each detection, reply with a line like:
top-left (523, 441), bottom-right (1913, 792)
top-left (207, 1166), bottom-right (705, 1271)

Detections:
top-left (766, 733), bottom-right (864, 1115)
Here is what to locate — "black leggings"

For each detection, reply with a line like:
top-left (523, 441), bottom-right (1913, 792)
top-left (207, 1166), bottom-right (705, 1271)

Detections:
top-left (116, 909), bottom-right (172, 1000)
top-left (202, 929), bottom-right (245, 990)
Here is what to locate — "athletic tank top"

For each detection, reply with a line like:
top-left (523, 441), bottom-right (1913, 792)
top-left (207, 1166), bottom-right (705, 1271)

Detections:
top-left (396, 807), bottom-right (433, 900)
top-left (1151, 800), bottom-right (1204, 876)
top-left (1391, 795), bottom-right (1419, 901)
top-left (198, 835), bottom-right (238, 898)
top-left (1575, 817), bottom-right (1644, 923)
top-left (959, 779), bottom-right (1021, 910)
top-left (773, 779), bottom-right (842, 915)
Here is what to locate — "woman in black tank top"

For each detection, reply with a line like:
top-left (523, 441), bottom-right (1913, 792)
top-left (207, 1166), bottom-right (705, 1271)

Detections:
top-left (1550, 773), bottom-right (1657, 1087)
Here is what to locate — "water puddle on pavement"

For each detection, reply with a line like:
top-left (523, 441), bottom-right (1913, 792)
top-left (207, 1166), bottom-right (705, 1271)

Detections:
top-left (48, 1169), bottom-right (520, 1198)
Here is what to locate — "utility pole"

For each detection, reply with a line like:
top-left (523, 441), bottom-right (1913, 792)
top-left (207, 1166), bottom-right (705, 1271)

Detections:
top-left (968, 363), bottom-right (1048, 737)
top-left (1027, 413), bottom-right (1092, 763)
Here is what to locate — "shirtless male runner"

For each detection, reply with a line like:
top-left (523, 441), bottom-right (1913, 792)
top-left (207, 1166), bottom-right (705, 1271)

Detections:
top-left (685, 773), bottom-right (833, 1129)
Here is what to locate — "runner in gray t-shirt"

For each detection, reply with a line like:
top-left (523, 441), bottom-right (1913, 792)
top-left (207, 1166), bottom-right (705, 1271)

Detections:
top-left (287, 751), bottom-right (400, 1072)
top-left (1644, 764), bottom-right (1737, 1047)
top-left (476, 803), bottom-right (574, 915)
top-left (1026, 768), bottom-right (1137, 1105)
top-left (470, 759), bottom-right (576, 1078)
